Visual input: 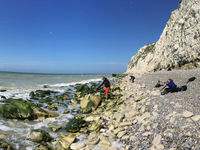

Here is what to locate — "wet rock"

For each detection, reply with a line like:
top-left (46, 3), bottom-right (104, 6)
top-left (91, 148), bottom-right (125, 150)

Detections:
top-left (56, 93), bottom-right (69, 101)
top-left (0, 96), bottom-right (6, 100)
top-left (0, 139), bottom-right (14, 150)
top-left (80, 94), bottom-right (101, 113)
top-left (32, 107), bottom-right (59, 119)
top-left (46, 103), bottom-right (59, 111)
top-left (39, 97), bottom-right (53, 103)
top-left (0, 89), bottom-right (7, 92)
top-left (56, 133), bottom-right (79, 149)
top-left (0, 98), bottom-right (36, 120)
top-left (43, 85), bottom-right (49, 88)
top-left (50, 125), bottom-right (62, 132)
top-left (71, 99), bottom-right (80, 105)
top-left (88, 122), bottom-right (102, 133)
top-left (29, 90), bottom-right (57, 99)
top-left (65, 118), bottom-right (86, 133)
top-left (27, 129), bottom-right (52, 143)
top-left (0, 134), bottom-right (8, 141)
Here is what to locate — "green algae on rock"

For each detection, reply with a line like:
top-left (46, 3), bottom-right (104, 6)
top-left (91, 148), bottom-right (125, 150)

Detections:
top-left (29, 90), bottom-right (58, 99)
top-left (0, 98), bottom-right (58, 120)
top-left (65, 118), bottom-right (86, 133)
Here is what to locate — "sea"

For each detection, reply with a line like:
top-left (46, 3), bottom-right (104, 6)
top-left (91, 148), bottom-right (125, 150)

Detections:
top-left (0, 72), bottom-right (113, 149)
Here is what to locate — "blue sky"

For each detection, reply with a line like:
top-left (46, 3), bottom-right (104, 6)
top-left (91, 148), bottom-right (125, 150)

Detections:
top-left (0, 0), bottom-right (180, 73)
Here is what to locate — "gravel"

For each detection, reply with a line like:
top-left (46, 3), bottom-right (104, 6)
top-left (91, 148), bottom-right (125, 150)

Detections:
top-left (126, 69), bottom-right (200, 149)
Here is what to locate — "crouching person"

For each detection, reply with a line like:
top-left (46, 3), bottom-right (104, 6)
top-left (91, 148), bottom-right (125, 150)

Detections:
top-left (97, 76), bottom-right (111, 99)
top-left (161, 79), bottom-right (178, 95)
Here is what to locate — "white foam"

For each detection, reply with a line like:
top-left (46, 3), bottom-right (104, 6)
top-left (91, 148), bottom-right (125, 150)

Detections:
top-left (49, 78), bottom-right (102, 87)
top-left (0, 124), bottom-right (12, 131)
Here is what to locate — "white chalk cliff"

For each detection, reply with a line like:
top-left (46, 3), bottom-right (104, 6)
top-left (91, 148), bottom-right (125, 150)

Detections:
top-left (127, 0), bottom-right (200, 74)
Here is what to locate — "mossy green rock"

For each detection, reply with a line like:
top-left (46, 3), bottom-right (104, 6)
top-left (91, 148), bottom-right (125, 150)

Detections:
top-left (0, 98), bottom-right (36, 120)
top-left (55, 93), bottom-right (69, 101)
top-left (0, 98), bottom-right (58, 120)
top-left (27, 129), bottom-right (52, 143)
top-left (75, 83), bottom-right (99, 98)
top-left (66, 118), bottom-right (86, 133)
top-left (39, 97), bottom-right (53, 103)
top-left (29, 90), bottom-right (57, 99)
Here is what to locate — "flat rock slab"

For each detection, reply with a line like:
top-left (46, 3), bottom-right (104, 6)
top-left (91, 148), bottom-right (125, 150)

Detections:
top-left (191, 115), bottom-right (200, 121)
top-left (182, 111), bottom-right (194, 118)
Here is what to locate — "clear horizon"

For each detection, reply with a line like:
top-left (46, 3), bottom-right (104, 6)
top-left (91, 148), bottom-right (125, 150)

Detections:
top-left (0, 0), bottom-right (180, 74)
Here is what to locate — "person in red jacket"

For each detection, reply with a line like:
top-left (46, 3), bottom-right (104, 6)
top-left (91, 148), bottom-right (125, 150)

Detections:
top-left (97, 76), bottom-right (110, 99)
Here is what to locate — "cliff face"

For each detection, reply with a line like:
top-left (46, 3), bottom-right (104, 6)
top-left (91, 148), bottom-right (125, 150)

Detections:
top-left (127, 0), bottom-right (200, 74)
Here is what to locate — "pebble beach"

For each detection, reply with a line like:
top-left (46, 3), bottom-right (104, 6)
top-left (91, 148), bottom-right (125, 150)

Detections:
top-left (78, 68), bottom-right (200, 150)
top-left (0, 69), bottom-right (200, 150)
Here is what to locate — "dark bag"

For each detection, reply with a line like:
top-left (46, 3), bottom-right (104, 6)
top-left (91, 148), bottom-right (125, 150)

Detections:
top-left (179, 85), bottom-right (187, 91)
top-left (187, 77), bottom-right (196, 83)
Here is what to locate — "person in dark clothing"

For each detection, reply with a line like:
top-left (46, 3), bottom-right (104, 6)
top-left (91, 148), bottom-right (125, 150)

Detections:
top-left (97, 76), bottom-right (110, 99)
top-left (130, 76), bottom-right (135, 83)
top-left (161, 79), bottom-right (177, 95)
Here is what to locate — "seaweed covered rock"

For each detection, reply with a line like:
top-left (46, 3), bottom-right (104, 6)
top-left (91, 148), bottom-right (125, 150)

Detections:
top-left (65, 118), bottom-right (86, 133)
top-left (75, 83), bottom-right (99, 98)
top-left (29, 90), bottom-right (57, 99)
top-left (27, 129), bottom-right (52, 143)
top-left (39, 97), bottom-right (53, 103)
top-left (55, 93), bottom-right (69, 101)
top-left (0, 98), bottom-right (58, 120)
top-left (0, 98), bottom-right (36, 120)
top-left (80, 94), bottom-right (101, 113)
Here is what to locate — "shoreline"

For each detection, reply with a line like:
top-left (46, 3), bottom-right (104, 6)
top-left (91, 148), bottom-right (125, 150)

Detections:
top-left (0, 68), bottom-right (200, 149)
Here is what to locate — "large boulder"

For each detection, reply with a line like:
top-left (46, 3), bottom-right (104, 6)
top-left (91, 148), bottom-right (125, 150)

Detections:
top-left (0, 98), bottom-right (36, 120)
top-left (80, 94), bottom-right (101, 113)
top-left (0, 98), bottom-right (58, 120)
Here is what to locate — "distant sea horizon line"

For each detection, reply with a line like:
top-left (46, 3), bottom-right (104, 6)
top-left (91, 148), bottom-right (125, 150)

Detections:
top-left (0, 70), bottom-right (116, 75)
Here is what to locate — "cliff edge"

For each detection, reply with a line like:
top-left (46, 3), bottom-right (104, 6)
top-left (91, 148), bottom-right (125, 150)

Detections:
top-left (127, 0), bottom-right (200, 74)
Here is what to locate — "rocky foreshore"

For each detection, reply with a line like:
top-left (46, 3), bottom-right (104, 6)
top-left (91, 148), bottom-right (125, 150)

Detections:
top-left (0, 69), bottom-right (200, 150)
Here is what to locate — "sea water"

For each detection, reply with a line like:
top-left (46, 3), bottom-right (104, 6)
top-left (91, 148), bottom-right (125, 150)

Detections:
top-left (0, 72), bottom-right (112, 149)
